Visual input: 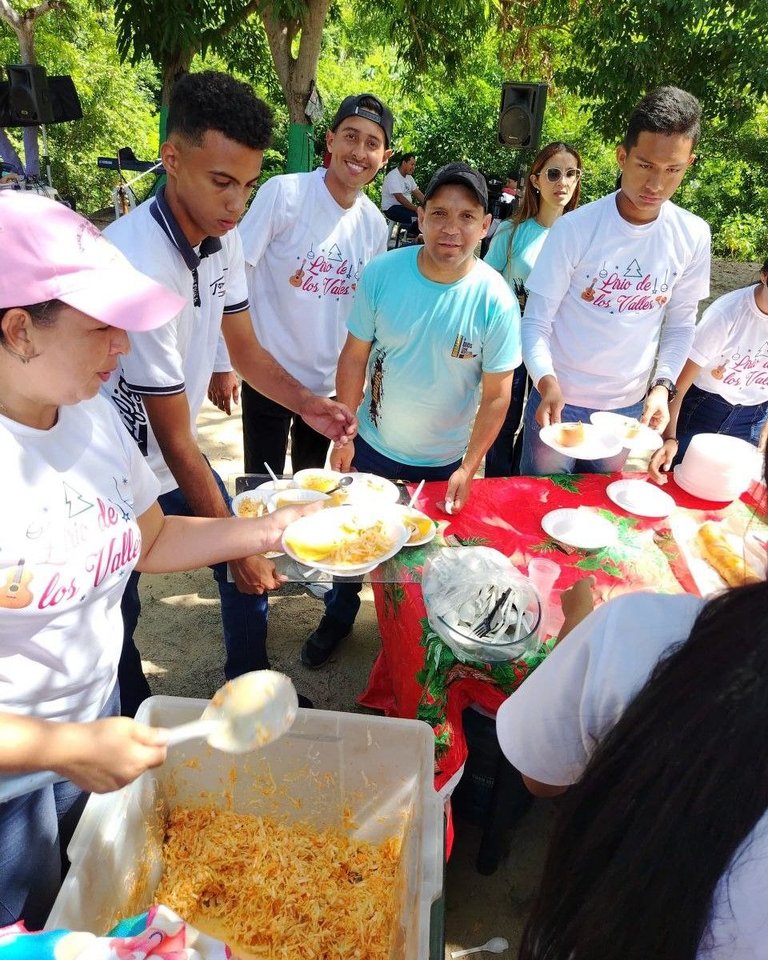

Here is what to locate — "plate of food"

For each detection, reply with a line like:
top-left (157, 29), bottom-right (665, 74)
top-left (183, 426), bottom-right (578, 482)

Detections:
top-left (231, 490), bottom-right (270, 519)
top-left (606, 479), bottom-right (676, 518)
top-left (541, 507), bottom-right (617, 550)
top-left (282, 506), bottom-right (409, 576)
top-left (344, 472), bottom-right (401, 504)
top-left (292, 468), bottom-right (344, 494)
top-left (387, 504), bottom-right (437, 546)
top-left (539, 422), bottom-right (623, 461)
top-left (669, 515), bottom-right (765, 596)
top-left (589, 411), bottom-right (664, 452)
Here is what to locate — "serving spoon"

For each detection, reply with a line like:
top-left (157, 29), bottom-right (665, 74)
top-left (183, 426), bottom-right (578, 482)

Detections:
top-left (164, 670), bottom-right (299, 753)
top-left (323, 475), bottom-right (354, 496)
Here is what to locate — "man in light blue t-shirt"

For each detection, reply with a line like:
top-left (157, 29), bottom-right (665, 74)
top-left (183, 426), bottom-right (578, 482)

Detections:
top-left (302, 162), bottom-right (521, 668)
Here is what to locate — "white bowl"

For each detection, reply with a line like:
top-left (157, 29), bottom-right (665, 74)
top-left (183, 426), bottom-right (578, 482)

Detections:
top-left (231, 490), bottom-right (270, 519)
top-left (266, 489), bottom-right (330, 512)
top-left (292, 468), bottom-right (344, 494)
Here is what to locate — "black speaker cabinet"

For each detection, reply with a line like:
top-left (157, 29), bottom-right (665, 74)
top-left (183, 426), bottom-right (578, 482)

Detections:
top-left (498, 82), bottom-right (548, 151)
top-left (6, 64), bottom-right (54, 125)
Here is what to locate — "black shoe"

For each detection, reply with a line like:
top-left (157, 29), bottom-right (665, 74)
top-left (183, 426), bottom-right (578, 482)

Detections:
top-left (301, 615), bottom-right (352, 669)
top-left (297, 693), bottom-right (314, 709)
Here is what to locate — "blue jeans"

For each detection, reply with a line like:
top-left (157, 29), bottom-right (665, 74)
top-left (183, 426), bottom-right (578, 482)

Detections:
top-left (675, 383), bottom-right (768, 462)
top-left (484, 364), bottom-right (529, 477)
top-left (119, 466), bottom-right (268, 717)
top-left (323, 435), bottom-right (460, 626)
top-left (0, 686), bottom-right (119, 927)
top-left (519, 387), bottom-right (643, 476)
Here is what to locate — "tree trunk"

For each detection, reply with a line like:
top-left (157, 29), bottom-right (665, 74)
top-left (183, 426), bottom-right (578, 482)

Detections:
top-left (261, 0), bottom-right (332, 172)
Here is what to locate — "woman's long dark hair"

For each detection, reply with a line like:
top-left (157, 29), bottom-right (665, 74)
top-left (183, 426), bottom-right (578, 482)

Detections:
top-left (503, 141), bottom-right (581, 280)
top-left (519, 536), bottom-right (768, 959)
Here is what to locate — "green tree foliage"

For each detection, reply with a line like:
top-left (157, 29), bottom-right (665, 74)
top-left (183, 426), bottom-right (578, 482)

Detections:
top-left (0, 0), bottom-right (159, 209)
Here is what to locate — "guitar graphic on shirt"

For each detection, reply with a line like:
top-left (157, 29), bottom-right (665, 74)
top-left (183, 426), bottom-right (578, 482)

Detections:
top-left (0, 559), bottom-right (33, 609)
top-left (289, 260), bottom-right (307, 288)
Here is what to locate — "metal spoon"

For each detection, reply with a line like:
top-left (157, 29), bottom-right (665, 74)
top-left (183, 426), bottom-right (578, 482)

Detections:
top-left (323, 475), bottom-right (354, 496)
top-left (164, 670), bottom-right (299, 753)
top-left (450, 936), bottom-right (509, 958)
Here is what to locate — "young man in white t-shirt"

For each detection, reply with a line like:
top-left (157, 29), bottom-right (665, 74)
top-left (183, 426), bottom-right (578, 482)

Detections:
top-left (104, 72), bottom-right (356, 715)
top-left (520, 86), bottom-right (711, 475)
top-left (380, 152), bottom-right (425, 236)
top-left (237, 94), bottom-right (393, 476)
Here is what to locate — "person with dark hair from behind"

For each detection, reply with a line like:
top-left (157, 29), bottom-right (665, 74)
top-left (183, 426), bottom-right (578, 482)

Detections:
top-left (520, 86), bottom-right (711, 476)
top-left (484, 142), bottom-right (582, 476)
top-left (497, 478), bottom-right (768, 957)
top-left (380, 151), bottom-right (425, 236)
top-left (103, 71), bottom-right (355, 715)
top-left (237, 93), bottom-right (393, 477)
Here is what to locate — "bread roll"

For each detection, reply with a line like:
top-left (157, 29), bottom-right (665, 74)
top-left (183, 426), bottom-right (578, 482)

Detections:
top-left (695, 522), bottom-right (762, 587)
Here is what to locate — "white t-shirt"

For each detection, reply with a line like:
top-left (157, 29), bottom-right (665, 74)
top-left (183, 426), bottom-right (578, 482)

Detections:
top-left (523, 192), bottom-right (711, 408)
top-left (381, 168), bottom-right (418, 211)
top-left (497, 592), bottom-right (768, 959)
top-left (691, 284), bottom-right (768, 406)
top-left (0, 396), bottom-right (159, 723)
top-left (103, 188), bottom-right (249, 494)
top-left (239, 168), bottom-right (388, 396)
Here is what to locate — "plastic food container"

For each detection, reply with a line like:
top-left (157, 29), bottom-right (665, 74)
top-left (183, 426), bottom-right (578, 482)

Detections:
top-left (46, 699), bottom-right (443, 960)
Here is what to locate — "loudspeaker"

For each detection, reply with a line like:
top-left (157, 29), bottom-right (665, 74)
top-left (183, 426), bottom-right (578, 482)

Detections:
top-left (6, 64), bottom-right (53, 125)
top-left (0, 73), bottom-right (81, 127)
top-left (498, 82), bottom-right (548, 151)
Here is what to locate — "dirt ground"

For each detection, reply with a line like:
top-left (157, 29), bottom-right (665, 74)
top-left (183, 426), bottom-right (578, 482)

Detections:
top-left (133, 257), bottom-right (759, 958)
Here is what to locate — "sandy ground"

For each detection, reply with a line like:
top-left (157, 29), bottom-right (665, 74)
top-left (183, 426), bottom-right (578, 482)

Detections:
top-left (133, 258), bottom-right (759, 957)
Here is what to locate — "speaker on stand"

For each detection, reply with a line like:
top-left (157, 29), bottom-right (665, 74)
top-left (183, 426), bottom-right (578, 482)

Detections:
top-left (497, 82), bottom-right (548, 152)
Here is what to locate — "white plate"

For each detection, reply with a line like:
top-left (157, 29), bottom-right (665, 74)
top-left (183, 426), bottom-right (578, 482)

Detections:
top-left (266, 489), bottom-right (329, 512)
top-left (344, 472), bottom-right (401, 504)
top-left (606, 479), bottom-right (676, 518)
top-left (589, 411), bottom-right (664, 452)
top-left (282, 506), bottom-right (409, 575)
top-left (541, 508), bottom-right (617, 550)
top-left (387, 505), bottom-right (437, 547)
top-left (539, 423), bottom-right (623, 461)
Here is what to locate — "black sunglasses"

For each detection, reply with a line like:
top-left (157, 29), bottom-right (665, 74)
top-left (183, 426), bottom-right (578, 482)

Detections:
top-left (543, 167), bottom-right (582, 183)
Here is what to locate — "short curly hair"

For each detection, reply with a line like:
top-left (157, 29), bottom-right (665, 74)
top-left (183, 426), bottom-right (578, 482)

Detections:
top-left (167, 71), bottom-right (273, 151)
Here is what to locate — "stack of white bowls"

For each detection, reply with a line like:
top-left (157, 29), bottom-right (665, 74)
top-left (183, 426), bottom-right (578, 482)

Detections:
top-left (674, 433), bottom-right (760, 501)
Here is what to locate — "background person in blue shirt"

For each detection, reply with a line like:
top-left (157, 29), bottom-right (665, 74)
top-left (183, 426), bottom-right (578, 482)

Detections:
top-left (302, 162), bottom-right (521, 668)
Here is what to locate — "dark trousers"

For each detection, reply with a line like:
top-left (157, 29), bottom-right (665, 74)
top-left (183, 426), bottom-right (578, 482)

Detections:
top-left (675, 382), bottom-right (768, 461)
top-left (323, 435), bottom-right (460, 626)
top-left (383, 204), bottom-right (419, 235)
top-left (118, 466), bottom-right (269, 717)
top-left (241, 380), bottom-right (330, 476)
top-left (484, 364), bottom-right (529, 477)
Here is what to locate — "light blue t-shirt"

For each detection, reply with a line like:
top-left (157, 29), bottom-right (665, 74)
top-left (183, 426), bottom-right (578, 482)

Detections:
top-left (484, 217), bottom-right (549, 309)
top-left (349, 246), bottom-right (521, 466)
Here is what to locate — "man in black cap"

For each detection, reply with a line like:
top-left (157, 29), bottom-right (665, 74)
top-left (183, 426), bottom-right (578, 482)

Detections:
top-left (235, 94), bottom-right (393, 477)
top-left (301, 162), bottom-right (521, 668)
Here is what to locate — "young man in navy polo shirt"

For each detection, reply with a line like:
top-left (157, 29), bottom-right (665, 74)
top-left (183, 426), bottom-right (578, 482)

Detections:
top-left (104, 71), bottom-right (355, 714)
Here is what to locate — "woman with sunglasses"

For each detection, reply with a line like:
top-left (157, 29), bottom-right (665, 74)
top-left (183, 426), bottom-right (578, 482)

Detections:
top-left (484, 142), bottom-right (582, 476)
top-left (0, 193), bottom-right (312, 927)
top-left (648, 257), bottom-right (768, 483)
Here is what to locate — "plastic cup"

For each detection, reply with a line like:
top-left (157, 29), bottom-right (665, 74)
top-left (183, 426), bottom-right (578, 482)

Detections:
top-left (527, 557), bottom-right (561, 600)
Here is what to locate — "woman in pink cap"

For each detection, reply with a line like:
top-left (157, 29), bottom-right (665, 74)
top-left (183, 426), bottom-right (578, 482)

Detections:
top-left (0, 192), bottom-right (310, 927)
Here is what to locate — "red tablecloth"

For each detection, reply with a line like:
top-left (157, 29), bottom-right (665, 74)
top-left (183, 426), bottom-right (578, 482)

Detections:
top-left (358, 472), bottom-right (766, 793)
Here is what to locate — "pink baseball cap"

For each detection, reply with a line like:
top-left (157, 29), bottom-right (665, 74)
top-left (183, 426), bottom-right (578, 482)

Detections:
top-left (0, 191), bottom-right (186, 331)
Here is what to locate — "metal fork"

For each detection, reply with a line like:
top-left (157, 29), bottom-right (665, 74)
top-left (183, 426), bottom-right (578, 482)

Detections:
top-left (473, 588), bottom-right (512, 638)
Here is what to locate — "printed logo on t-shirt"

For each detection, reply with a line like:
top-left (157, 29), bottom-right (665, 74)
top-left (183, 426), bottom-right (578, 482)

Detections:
top-left (3, 476), bottom-right (141, 613)
top-left (369, 348), bottom-right (386, 427)
top-left (450, 334), bottom-right (477, 359)
top-left (287, 241), bottom-right (362, 299)
top-left (710, 342), bottom-right (768, 389)
top-left (579, 260), bottom-right (674, 313)
top-left (109, 375), bottom-right (149, 457)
